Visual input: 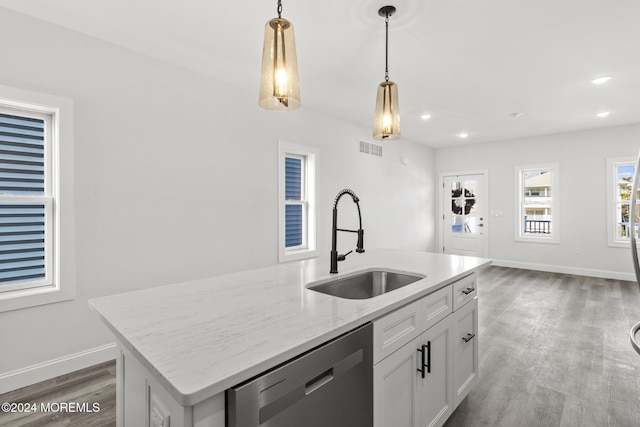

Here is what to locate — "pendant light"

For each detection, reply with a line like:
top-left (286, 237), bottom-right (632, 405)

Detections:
top-left (259, 0), bottom-right (301, 111)
top-left (373, 5), bottom-right (400, 140)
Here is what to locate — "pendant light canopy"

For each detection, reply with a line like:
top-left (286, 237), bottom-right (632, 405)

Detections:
top-left (373, 5), bottom-right (400, 141)
top-left (259, 0), bottom-right (301, 111)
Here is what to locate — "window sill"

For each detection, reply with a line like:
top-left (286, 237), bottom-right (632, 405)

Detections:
top-left (515, 235), bottom-right (560, 244)
top-left (279, 248), bottom-right (318, 263)
top-left (608, 240), bottom-right (634, 249)
top-left (0, 285), bottom-right (74, 313)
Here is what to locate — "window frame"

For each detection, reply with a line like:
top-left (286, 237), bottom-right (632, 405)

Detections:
top-left (278, 141), bottom-right (317, 263)
top-left (515, 163), bottom-right (560, 244)
top-left (0, 85), bottom-right (74, 313)
top-left (607, 157), bottom-right (636, 248)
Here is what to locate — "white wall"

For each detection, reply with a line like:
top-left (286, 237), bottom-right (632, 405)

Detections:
top-left (435, 125), bottom-right (640, 279)
top-left (0, 9), bottom-right (435, 378)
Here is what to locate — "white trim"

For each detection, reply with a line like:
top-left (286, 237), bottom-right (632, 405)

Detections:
top-left (0, 85), bottom-right (75, 313)
top-left (491, 259), bottom-right (635, 281)
top-left (514, 163), bottom-right (560, 244)
top-left (606, 157), bottom-right (636, 248)
top-left (0, 343), bottom-right (117, 394)
top-left (278, 141), bottom-right (318, 263)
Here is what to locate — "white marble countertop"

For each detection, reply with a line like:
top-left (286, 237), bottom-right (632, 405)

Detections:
top-left (89, 249), bottom-right (491, 406)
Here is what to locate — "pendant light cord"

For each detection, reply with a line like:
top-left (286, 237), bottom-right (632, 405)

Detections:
top-left (277, 0), bottom-right (282, 18)
top-left (384, 14), bottom-right (390, 82)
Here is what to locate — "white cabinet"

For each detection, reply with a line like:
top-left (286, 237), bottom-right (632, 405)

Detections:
top-left (373, 299), bottom-right (422, 364)
top-left (452, 296), bottom-right (478, 407)
top-left (373, 336), bottom-right (421, 427)
top-left (374, 315), bottom-right (454, 427)
top-left (452, 273), bottom-right (477, 311)
top-left (419, 315), bottom-right (454, 427)
top-left (117, 344), bottom-right (225, 427)
top-left (373, 273), bottom-right (478, 427)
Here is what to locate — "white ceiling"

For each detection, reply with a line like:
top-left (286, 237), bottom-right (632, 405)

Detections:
top-left (1, 0), bottom-right (639, 148)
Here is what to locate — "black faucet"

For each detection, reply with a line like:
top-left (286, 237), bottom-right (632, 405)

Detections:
top-left (330, 189), bottom-right (365, 273)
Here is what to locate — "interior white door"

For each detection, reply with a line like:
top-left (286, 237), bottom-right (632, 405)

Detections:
top-left (442, 173), bottom-right (487, 257)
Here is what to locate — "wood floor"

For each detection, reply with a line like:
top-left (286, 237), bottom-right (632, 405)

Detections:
top-left (1, 267), bottom-right (640, 426)
top-left (0, 360), bottom-right (115, 427)
top-left (445, 266), bottom-right (640, 427)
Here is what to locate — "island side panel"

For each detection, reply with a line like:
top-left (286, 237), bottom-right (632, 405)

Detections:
top-left (118, 342), bottom-right (225, 427)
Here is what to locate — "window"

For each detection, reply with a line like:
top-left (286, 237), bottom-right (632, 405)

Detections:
top-left (515, 164), bottom-right (559, 243)
top-left (0, 85), bottom-right (74, 312)
top-left (607, 157), bottom-right (637, 247)
top-left (279, 142), bottom-right (317, 262)
top-left (0, 110), bottom-right (52, 290)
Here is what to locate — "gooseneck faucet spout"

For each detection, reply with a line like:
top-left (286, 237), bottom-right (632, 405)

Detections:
top-left (330, 189), bottom-right (365, 274)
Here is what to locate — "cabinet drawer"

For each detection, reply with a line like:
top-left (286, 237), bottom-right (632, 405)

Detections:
top-left (452, 274), bottom-right (477, 311)
top-left (373, 300), bottom-right (421, 364)
top-left (453, 297), bottom-right (478, 407)
top-left (421, 285), bottom-right (452, 331)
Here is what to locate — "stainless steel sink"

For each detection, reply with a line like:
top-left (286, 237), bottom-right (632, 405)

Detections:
top-left (308, 269), bottom-right (424, 299)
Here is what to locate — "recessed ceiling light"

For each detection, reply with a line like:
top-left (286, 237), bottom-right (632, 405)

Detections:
top-left (457, 132), bottom-right (469, 139)
top-left (596, 111), bottom-right (610, 118)
top-left (590, 75), bottom-right (612, 85)
top-left (420, 114), bottom-right (432, 120)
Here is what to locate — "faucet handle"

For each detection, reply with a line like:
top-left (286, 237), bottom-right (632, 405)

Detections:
top-left (337, 250), bottom-right (353, 261)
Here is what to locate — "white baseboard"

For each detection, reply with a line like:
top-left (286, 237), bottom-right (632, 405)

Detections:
top-left (0, 343), bottom-right (117, 395)
top-left (491, 259), bottom-right (636, 282)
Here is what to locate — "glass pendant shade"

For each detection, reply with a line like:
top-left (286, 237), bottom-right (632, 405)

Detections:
top-left (259, 18), bottom-right (301, 111)
top-left (373, 80), bottom-right (400, 140)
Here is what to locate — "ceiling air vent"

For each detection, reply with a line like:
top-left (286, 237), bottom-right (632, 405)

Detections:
top-left (359, 139), bottom-right (383, 157)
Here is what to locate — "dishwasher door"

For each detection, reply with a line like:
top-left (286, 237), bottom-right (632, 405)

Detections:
top-left (227, 323), bottom-right (372, 427)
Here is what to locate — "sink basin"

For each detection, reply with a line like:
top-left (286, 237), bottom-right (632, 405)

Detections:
top-left (308, 269), bottom-right (425, 299)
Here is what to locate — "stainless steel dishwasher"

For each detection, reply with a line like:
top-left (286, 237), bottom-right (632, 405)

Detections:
top-left (227, 323), bottom-right (372, 427)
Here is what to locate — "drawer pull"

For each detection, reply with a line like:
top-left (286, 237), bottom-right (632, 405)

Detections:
top-left (462, 333), bottom-right (475, 342)
top-left (416, 342), bottom-right (431, 378)
top-left (462, 287), bottom-right (475, 295)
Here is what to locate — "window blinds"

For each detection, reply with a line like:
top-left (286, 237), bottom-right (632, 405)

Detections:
top-left (285, 157), bottom-right (303, 248)
top-left (0, 113), bottom-right (46, 285)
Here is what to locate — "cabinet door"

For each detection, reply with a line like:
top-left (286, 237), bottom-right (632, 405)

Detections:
top-left (373, 336), bottom-right (420, 427)
top-left (452, 297), bottom-right (479, 407)
top-left (419, 316), bottom-right (454, 427)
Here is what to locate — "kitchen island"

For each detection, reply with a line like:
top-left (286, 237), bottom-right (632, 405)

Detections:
top-left (89, 249), bottom-right (491, 426)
